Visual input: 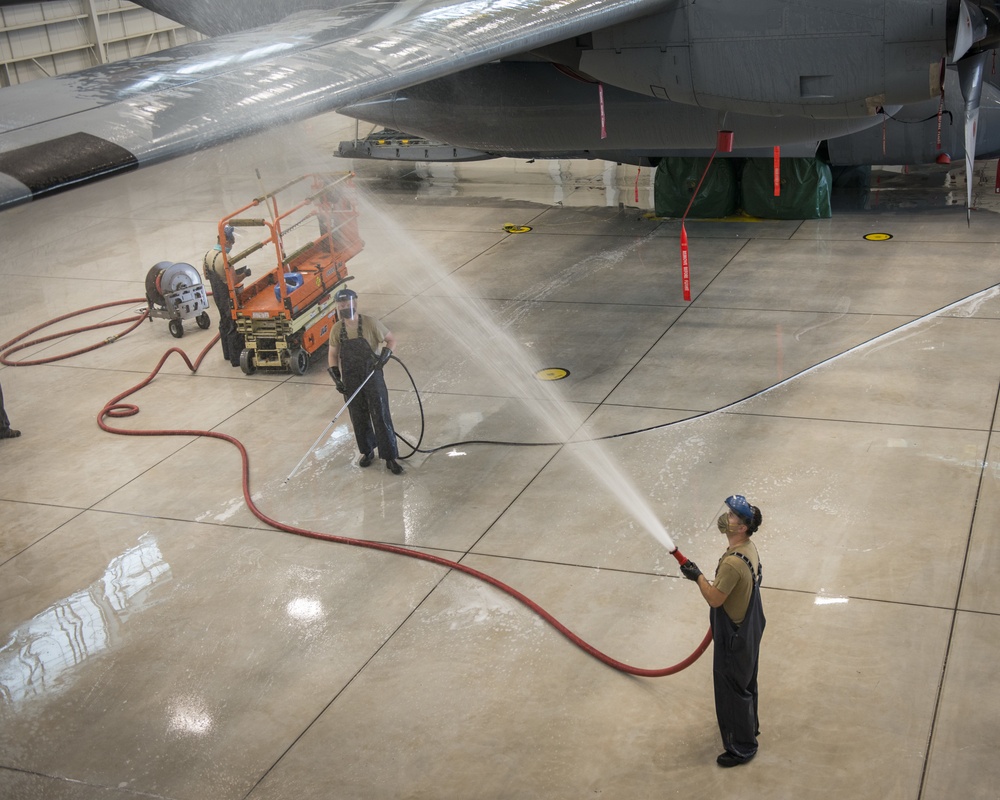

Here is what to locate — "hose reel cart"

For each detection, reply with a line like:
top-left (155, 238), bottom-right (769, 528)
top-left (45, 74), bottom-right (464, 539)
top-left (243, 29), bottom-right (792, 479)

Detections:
top-left (144, 261), bottom-right (211, 338)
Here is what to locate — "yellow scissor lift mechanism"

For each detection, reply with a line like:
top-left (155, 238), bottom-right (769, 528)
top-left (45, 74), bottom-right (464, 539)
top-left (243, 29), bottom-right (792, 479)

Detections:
top-left (220, 172), bottom-right (364, 375)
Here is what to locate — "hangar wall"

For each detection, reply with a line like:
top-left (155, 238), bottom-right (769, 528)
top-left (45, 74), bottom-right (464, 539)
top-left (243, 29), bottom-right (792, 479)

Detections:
top-left (0, 0), bottom-right (202, 87)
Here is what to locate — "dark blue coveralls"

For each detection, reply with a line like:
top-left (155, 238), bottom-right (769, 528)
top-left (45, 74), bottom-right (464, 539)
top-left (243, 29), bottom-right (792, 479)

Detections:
top-left (339, 315), bottom-right (398, 461)
top-left (0, 381), bottom-right (13, 433)
top-left (710, 551), bottom-right (765, 762)
top-left (203, 248), bottom-right (243, 367)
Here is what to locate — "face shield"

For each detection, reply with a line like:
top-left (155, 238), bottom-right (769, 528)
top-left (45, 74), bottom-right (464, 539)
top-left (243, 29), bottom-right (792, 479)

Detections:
top-left (335, 289), bottom-right (357, 320)
top-left (218, 224), bottom-right (237, 253)
top-left (713, 494), bottom-right (753, 535)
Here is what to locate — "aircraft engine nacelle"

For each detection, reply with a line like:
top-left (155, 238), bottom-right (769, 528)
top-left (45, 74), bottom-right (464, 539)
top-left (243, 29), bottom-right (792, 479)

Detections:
top-left (579, 0), bottom-right (948, 119)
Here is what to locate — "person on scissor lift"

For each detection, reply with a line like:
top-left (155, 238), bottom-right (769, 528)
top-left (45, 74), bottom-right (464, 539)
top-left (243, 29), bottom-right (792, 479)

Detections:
top-left (202, 224), bottom-right (249, 367)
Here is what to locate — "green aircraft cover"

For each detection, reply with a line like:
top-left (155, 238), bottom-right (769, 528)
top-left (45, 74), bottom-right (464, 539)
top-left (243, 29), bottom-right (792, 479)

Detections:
top-left (654, 157), bottom-right (738, 218)
top-left (741, 157), bottom-right (832, 219)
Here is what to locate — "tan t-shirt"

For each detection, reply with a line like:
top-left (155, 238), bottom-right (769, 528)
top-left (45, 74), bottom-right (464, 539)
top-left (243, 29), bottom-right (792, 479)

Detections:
top-left (203, 248), bottom-right (226, 281)
top-left (712, 541), bottom-right (760, 625)
top-left (333, 315), bottom-right (389, 354)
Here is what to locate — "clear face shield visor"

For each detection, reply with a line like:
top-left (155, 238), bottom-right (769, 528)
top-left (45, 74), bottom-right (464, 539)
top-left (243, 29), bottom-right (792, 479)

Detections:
top-left (337, 297), bottom-right (357, 319)
top-left (714, 494), bottom-right (753, 535)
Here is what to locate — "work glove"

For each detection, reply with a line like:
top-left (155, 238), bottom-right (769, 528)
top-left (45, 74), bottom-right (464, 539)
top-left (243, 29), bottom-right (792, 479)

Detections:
top-left (680, 560), bottom-right (703, 582)
top-left (375, 347), bottom-right (392, 370)
top-left (328, 366), bottom-right (346, 395)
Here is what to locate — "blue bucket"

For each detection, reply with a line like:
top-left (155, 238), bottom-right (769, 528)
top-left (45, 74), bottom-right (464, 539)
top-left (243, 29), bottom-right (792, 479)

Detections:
top-left (274, 271), bottom-right (304, 301)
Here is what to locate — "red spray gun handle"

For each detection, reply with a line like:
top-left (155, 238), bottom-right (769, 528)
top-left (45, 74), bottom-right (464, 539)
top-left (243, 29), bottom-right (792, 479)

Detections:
top-left (670, 548), bottom-right (689, 566)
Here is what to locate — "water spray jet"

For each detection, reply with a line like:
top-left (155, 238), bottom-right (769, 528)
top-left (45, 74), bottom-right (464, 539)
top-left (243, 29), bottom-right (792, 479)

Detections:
top-left (352, 190), bottom-right (683, 558)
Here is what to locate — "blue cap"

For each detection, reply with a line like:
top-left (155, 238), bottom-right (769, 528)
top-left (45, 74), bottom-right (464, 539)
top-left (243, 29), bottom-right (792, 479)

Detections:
top-left (725, 495), bottom-right (753, 523)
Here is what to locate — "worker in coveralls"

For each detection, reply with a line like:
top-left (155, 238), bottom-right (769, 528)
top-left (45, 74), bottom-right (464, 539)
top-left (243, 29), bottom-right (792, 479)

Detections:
top-left (0, 379), bottom-right (20, 439)
top-left (326, 288), bottom-right (404, 475)
top-left (202, 225), bottom-right (249, 367)
top-left (680, 495), bottom-right (765, 767)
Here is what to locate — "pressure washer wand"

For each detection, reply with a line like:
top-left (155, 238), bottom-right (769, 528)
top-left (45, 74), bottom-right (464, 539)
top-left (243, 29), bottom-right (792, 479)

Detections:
top-left (283, 368), bottom-right (378, 483)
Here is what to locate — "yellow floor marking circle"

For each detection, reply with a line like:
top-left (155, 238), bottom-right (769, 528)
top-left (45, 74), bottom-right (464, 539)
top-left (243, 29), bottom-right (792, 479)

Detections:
top-left (503, 224), bottom-right (532, 233)
top-left (536, 368), bottom-right (569, 381)
top-left (864, 232), bottom-right (893, 241)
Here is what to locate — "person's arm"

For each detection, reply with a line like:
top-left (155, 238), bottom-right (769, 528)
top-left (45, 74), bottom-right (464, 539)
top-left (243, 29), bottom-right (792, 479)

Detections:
top-left (680, 558), bottom-right (730, 607)
top-left (374, 326), bottom-right (396, 369)
top-left (326, 335), bottom-right (346, 392)
top-left (695, 574), bottom-right (728, 608)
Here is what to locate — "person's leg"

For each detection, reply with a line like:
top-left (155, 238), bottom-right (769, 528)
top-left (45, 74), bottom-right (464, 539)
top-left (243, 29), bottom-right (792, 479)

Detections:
top-left (712, 662), bottom-right (758, 764)
top-left (711, 614), bottom-right (759, 766)
top-left (346, 391), bottom-right (377, 463)
top-left (366, 373), bottom-right (402, 473)
top-left (0, 381), bottom-right (19, 438)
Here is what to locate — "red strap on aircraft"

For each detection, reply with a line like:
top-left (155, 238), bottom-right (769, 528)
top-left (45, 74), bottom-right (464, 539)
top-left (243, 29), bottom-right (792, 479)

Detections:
top-left (677, 130), bottom-right (734, 303)
top-left (937, 58), bottom-right (945, 150)
top-left (599, 83), bottom-right (607, 139)
top-left (773, 146), bottom-right (780, 196)
top-left (680, 225), bottom-right (691, 302)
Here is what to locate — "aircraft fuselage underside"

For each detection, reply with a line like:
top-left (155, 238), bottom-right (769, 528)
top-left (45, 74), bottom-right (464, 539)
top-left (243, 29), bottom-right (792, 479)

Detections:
top-left (338, 62), bottom-right (889, 162)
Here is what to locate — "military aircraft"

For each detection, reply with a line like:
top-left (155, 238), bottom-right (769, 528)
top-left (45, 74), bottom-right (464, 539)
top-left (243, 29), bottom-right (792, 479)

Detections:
top-left (0, 0), bottom-right (998, 217)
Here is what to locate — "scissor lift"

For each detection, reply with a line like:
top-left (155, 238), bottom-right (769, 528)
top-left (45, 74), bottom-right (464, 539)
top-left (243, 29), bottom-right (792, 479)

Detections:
top-left (219, 173), bottom-right (363, 375)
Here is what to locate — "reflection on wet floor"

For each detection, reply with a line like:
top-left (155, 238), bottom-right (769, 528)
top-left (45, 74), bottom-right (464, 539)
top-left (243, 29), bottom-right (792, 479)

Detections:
top-left (350, 155), bottom-right (1000, 219)
top-left (0, 534), bottom-right (169, 703)
top-left (1, 114), bottom-right (999, 799)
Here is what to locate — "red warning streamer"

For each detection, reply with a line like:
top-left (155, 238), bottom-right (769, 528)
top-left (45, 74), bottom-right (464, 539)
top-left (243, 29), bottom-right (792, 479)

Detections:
top-left (599, 83), bottom-right (607, 139)
top-left (680, 225), bottom-right (691, 301)
top-left (773, 146), bottom-right (781, 196)
top-left (678, 131), bottom-right (733, 303)
top-left (937, 58), bottom-right (946, 151)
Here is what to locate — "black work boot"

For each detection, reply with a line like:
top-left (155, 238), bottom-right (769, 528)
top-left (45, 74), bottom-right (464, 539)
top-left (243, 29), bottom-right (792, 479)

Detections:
top-left (386, 459), bottom-right (404, 475)
top-left (359, 451), bottom-right (375, 467)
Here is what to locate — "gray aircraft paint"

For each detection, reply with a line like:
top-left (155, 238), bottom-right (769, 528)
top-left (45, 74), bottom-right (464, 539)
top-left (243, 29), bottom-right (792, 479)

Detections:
top-left (0, 0), bottom-right (994, 209)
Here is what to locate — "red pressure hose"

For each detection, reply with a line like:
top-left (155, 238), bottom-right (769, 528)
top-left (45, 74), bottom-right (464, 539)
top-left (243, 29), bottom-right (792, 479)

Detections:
top-left (5, 301), bottom-right (712, 677)
top-left (0, 297), bottom-right (149, 365)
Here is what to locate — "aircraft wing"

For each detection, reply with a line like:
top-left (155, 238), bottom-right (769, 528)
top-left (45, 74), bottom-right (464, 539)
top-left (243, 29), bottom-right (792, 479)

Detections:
top-left (0, 0), bottom-right (670, 210)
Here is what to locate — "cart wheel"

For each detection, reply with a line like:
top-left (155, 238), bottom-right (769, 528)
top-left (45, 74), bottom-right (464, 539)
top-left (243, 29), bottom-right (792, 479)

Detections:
top-left (196, 312), bottom-right (211, 330)
top-left (168, 319), bottom-right (184, 338)
top-left (240, 348), bottom-right (256, 375)
top-left (288, 347), bottom-right (309, 376)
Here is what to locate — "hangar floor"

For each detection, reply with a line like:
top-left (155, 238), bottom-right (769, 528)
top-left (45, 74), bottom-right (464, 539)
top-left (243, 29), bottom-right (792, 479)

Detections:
top-left (1, 113), bottom-right (999, 800)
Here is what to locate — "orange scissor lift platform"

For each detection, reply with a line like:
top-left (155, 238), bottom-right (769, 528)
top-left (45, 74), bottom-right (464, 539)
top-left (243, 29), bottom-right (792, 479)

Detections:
top-left (220, 172), bottom-right (363, 375)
